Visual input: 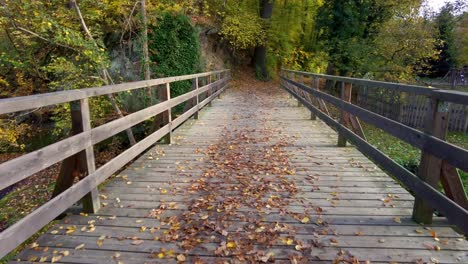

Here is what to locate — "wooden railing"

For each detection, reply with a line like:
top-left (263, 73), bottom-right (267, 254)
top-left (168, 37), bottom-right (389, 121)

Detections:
top-left (280, 69), bottom-right (468, 234)
top-left (0, 69), bottom-right (230, 257)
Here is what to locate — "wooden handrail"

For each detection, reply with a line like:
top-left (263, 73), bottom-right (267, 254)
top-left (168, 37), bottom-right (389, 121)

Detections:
top-left (280, 69), bottom-right (468, 235)
top-left (0, 70), bottom-right (229, 115)
top-left (0, 70), bottom-right (230, 258)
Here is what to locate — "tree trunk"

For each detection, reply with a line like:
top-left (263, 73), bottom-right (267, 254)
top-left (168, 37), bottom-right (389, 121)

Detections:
top-left (141, 0), bottom-right (151, 84)
top-left (253, 0), bottom-right (274, 80)
top-left (70, 0), bottom-right (136, 145)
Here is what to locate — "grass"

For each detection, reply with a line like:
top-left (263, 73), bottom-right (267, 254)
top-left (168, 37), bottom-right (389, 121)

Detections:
top-left (362, 123), bottom-right (468, 191)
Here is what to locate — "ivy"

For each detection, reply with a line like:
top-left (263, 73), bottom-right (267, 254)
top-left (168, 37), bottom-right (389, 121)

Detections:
top-left (149, 12), bottom-right (201, 98)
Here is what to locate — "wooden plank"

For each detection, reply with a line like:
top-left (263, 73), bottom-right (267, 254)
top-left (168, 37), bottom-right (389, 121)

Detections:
top-left (0, 70), bottom-right (230, 115)
top-left (282, 83), bottom-right (468, 234)
top-left (282, 77), bottom-right (468, 172)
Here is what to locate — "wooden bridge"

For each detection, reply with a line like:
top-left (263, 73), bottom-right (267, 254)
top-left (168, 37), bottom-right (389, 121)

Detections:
top-left (0, 69), bottom-right (467, 263)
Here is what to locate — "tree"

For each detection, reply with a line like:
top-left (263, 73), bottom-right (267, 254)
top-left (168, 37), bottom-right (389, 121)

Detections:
top-left (368, 10), bottom-right (439, 81)
top-left (315, 0), bottom-right (421, 76)
top-left (253, 0), bottom-right (274, 80)
top-left (430, 1), bottom-right (466, 76)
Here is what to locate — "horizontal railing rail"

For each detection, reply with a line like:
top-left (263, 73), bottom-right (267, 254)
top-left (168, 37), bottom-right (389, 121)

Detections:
top-left (0, 70), bottom-right (227, 115)
top-left (280, 68), bottom-right (468, 235)
top-left (0, 69), bottom-right (230, 257)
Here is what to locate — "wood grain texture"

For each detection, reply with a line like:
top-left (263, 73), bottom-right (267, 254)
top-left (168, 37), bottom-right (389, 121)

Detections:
top-left (11, 83), bottom-right (467, 264)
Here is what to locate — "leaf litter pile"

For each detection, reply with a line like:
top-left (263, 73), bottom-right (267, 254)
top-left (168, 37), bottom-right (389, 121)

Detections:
top-left (144, 82), bottom-right (332, 263)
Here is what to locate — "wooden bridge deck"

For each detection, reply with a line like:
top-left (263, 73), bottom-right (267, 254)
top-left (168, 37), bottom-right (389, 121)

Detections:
top-left (13, 84), bottom-right (467, 263)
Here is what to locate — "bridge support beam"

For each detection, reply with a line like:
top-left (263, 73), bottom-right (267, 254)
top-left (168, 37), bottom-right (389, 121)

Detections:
top-left (413, 99), bottom-right (448, 224)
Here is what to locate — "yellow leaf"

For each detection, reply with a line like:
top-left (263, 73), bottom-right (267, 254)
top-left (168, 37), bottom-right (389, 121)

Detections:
top-left (227, 241), bottom-right (237, 248)
top-left (161, 189), bottom-right (168, 194)
top-left (286, 238), bottom-right (294, 245)
top-left (39, 256), bottom-right (47, 262)
top-left (157, 252), bottom-right (165, 259)
top-left (140, 226), bottom-right (147, 232)
top-left (51, 255), bottom-right (62, 263)
top-left (97, 239), bottom-right (103, 247)
top-left (300, 216), bottom-right (310, 223)
top-left (200, 214), bottom-right (209, 220)
top-left (393, 217), bottom-right (401, 223)
top-left (61, 250), bottom-right (70, 256)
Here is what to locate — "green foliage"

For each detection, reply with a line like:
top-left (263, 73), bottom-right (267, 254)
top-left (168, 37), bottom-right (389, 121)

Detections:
top-left (316, 0), bottom-right (424, 76)
top-left (148, 12), bottom-right (201, 97)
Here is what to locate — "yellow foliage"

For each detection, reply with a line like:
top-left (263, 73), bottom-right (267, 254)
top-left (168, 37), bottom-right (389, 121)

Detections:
top-left (0, 120), bottom-right (29, 152)
top-left (220, 13), bottom-right (264, 50)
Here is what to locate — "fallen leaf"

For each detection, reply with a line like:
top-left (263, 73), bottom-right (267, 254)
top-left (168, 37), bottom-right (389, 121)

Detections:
top-left (131, 240), bottom-right (144, 245)
top-left (177, 254), bottom-right (186, 262)
top-left (227, 241), bottom-right (237, 248)
top-left (51, 255), bottom-right (62, 263)
top-left (393, 217), bottom-right (401, 223)
top-left (415, 229), bottom-right (424, 234)
top-left (30, 242), bottom-right (39, 249)
top-left (300, 216), bottom-right (310, 223)
top-left (75, 243), bottom-right (85, 250)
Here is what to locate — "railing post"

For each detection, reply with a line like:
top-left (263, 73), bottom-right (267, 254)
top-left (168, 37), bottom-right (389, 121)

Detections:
top-left (162, 82), bottom-right (172, 144)
top-left (52, 99), bottom-right (100, 213)
top-left (338, 82), bottom-right (348, 147)
top-left (309, 77), bottom-right (317, 120)
top-left (208, 74), bottom-right (213, 107)
top-left (217, 72), bottom-right (222, 99)
top-left (80, 98), bottom-right (100, 213)
top-left (297, 74), bottom-right (304, 107)
top-left (194, 77), bottom-right (199, 120)
top-left (412, 98), bottom-right (449, 224)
